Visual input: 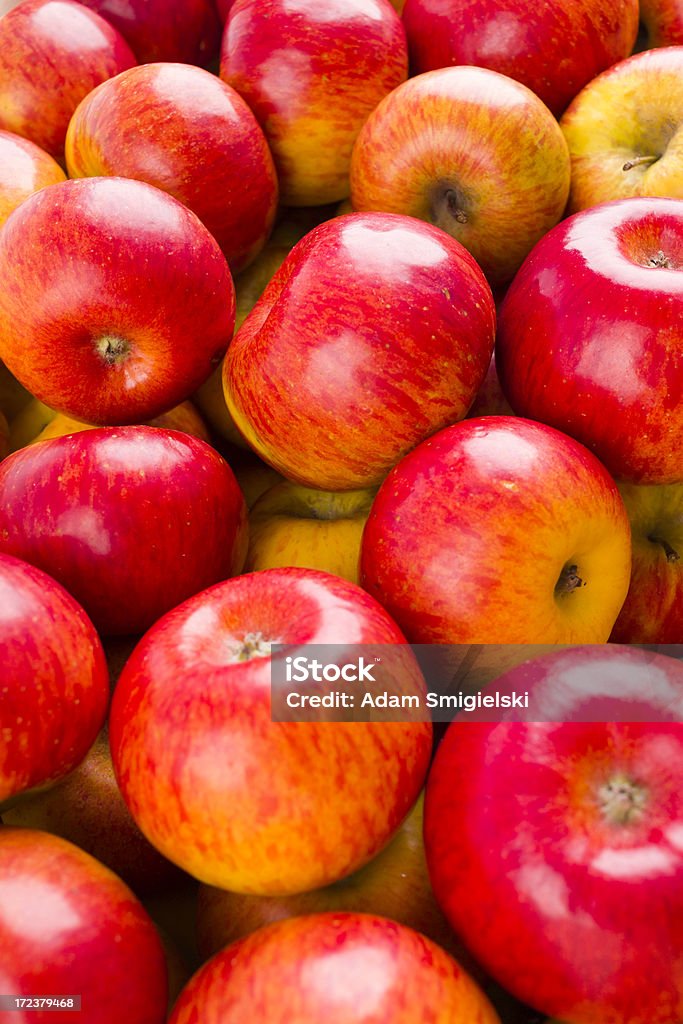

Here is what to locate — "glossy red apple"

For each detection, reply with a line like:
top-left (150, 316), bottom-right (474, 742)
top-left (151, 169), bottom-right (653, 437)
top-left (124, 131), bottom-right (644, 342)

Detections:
top-left (0, 828), bottom-right (167, 1023)
top-left (497, 198), bottom-right (683, 484)
top-left (66, 63), bottom-right (278, 273)
top-left (109, 567), bottom-right (432, 894)
top-left (0, 427), bottom-right (248, 635)
top-left (424, 644), bottom-right (683, 1023)
top-left (360, 416), bottom-right (632, 643)
top-left (0, 552), bottom-right (108, 805)
top-left (0, 177), bottom-right (235, 425)
top-left (0, 0), bottom-right (136, 161)
top-left (170, 912), bottom-right (500, 1023)
top-left (76, 0), bottom-right (221, 66)
top-left (0, 129), bottom-right (65, 226)
top-left (224, 212), bottom-right (495, 490)
top-left (221, 0), bottom-right (407, 205)
top-left (402, 0), bottom-right (639, 118)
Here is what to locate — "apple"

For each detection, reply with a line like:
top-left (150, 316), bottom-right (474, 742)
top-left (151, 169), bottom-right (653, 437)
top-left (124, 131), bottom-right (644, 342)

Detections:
top-left (245, 482), bottom-right (375, 584)
top-left (75, 0), bottom-right (221, 66)
top-left (231, 452), bottom-right (286, 508)
top-left (350, 67), bottom-right (571, 286)
top-left (609, 480), bottom-right (683, 643)
top-left (640, 0), bottom-right (683, 46)
top-left (360, 416), bottom-right (632, 644)
top-left (33, 399), bottom-right (211, 446)
top-left (220, 0), bottom-right (408, 205)
top-left (0, 427), bottom-right (248, 635)
top-left (0, 828), bottom-right (167, 1022)
top-left (0, 0), bottom-right (136, 161)
top-left (224, 212), bottom-right (495, 490)
top-left (215, 0), bottom-right (233, 21)
top-left (0, 177), bottom-right (235, 425)
top-left (170, 912), bottom-right (500, 1024)
top-left (0, 552), bottom-right (108, 806)
top-left (424, 644), bottom-right (683, 1022)
top-left (0, 129), bottom-right (65, 226)
top-left (109, 567), bottom-right (433, 894)
top-left (496, 197), bottom-right (683, 484)
top-left (66, 63), bottom-right (279, 274)
top-left (561, 47), bottom-right (683, 213)
top-left (402, 0), bottom-right (638, 118)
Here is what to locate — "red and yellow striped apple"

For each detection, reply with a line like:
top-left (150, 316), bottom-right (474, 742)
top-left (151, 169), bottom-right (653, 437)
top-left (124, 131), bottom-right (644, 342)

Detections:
top-left (0, 129), bottom-right (65, 226)
top-left (76, 0), bottom-right (221, 66)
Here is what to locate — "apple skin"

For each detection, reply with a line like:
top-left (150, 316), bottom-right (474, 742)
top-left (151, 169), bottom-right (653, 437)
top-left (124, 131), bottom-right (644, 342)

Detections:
top-left (0, 176), bottom-right (235, 426)
top-left (66, 63), bottom-right (278, 274)
top-left (360, 416), bottom-right (632, 644)
top-left (640, 0), bottom-right (683, 46)
top-left (0, 828), bottom-right (167, 1023)
top-left (109, 567), bottom-right (433, 894)
top-left (350, 67), bottom-right (570, 287)
top-left (224, 212), bottom-right (495, 490)
top-left (0, 130), bottom-right (65, 226)
top-left (220, 0), bottom-right (408, 205)
top-left (561, 48), bottom-right (683, 213)
top-left (497, 198), bottom-right (683, 485)
top-left (402, 0), bottom-right (638, 118)
top-left (0, 427), bottom-right (248, 636)
top-left (0, 552), bottom-right (109, 805)
top-left (424, 644), bottom-right (683, 1023)
top-left (76, 0), bottom-right (221, 66)
top-left (30, 399), bottom-right (211, 446)
top-left (0, 0), bottom-right (136, 162)
top-left (609, 481), bottom-right (683, 643)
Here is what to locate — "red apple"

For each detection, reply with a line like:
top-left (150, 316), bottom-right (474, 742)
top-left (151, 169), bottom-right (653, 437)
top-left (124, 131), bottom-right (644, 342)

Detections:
top-left (0, 552), bottom-right (108, 805)
top-left (350, 66), bottom-right (571, 286)
top-left (402, 0), bottom-right (638, 118)
top-left (0, 427), bottom-right (248, 635)
top-left (76, 0), bottom-right (221, 66)
top-left (0, 0), bottom-right (136, 161)
top-left (66, 63), bottom-right (278, 274)
top-left (224, 212), bottom-right (495, 490)
top-left (215, 0), bottom-right (234, 20)
top-left (0, 177), bottom-right (235, 425)
top-left (424, 644), bottom-right (683, 1023)
top-left (0, 828), bottom-right (167, 1022)
top-left (497, 197), bottom-right (683, 484)
top-left (109, 567), bottom-right (433, 894)
top-left (170, 912), bottom-right (500, 1023)
top-left (640, 0), bottom-right (683, 46)
top-left (220, 0), bottom-right (408, 205)
top-left (360, 416), bottom-right (632, 643)
top-left (0, 129), bottom-right (65, 226)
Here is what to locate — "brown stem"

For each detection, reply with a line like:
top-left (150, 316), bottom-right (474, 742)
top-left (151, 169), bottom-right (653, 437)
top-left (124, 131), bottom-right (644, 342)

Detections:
top-left (597, 775), bottom-right (648, 826)
top-left (446, 189), bottom-right (468, 224)
top-left (555, 563), bottom-right (585, 596)
top-left (95, 334), bottom-right (130, 366)
top-left (622, 154), bottom-right (659, 171)
top-left (648, 534), bottom-right (680, 563)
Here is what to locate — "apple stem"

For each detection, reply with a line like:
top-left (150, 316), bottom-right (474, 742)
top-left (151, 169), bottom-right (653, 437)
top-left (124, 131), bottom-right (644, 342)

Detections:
top-left (95, 334), bottom-right (130, 366)
top-left (597, 775), bottom-right (648, 826)
top-left (622, 154), bottom-right (658, 171)
top-left (648, 534), bottom-right (680, 563)
top-left (555, 563), bottom-right (585, 596)
top-left (230, 631), bottom-right (276, 663)
top-left (446, 189), bottom-right (468, 224)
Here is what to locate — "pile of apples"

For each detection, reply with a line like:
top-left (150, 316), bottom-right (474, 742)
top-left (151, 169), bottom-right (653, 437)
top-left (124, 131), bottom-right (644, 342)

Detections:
top-left (0, 0), bottom-right (682, 1021)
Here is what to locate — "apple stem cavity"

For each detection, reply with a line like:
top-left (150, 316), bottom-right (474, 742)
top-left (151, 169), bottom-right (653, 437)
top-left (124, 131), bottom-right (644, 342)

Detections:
top-left (648, 534), bottom-right (680, 562)
top-left (622, 154), bottom-right (659, 172)
top-left (95, 334), bottom-right (131, 366)
top-left (555, 563), bottom-right (585, 596)
top-left (229, 631), bottom-right (276, 663)
top-left (446, 189), bottom-right (468, 224)
top-left (597, 774), bottom-right (648, 827)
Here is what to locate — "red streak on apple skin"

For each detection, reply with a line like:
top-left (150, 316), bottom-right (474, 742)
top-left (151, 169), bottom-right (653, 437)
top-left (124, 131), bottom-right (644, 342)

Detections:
top-left (425, 646), bottom-right (683, 1023)
top-left (77, 0), bottom-right (221, 66)
top-left (0, 829), bottom-right (168, 1024)
top-left (109, 568), bottom-right (433, 895)
top-left (0, 427), bottom-right (248, 636)
top-left (0, 552), bottom-right (109, 803)
top-left (0, 0), bottom-right (137, 162)
top-left (169, 912), bottom-right (500, 1023)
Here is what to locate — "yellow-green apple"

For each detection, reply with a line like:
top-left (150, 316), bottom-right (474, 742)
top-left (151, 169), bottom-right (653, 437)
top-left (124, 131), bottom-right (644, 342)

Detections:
top-left (0, 129), bottom-right (65, 226)
top-left (424, 644), bottom-right (683, 1023)
top-left (220, 0), bottom-right (408, 205)
top-left (231, 452), bottom-right (285, 508)
top-left (640, 0), bottom-right (683, 46)
top-left (224, 212), bottom-right (496, 490)
top-left (360, 416), bottom-right (632, 643)
top-left (109, 567), bottom-right (432, 894)
top-left (561, 48), bottom-right (683, 212)
top-left (0, 829), bottom-right (167, 1022)
top-left (350, 67), bottom-right (570, 286)
top-left (0, 427), bottom-right (248, 635)
top-left (170, 913), bottom-right (500, 1024)
top-left (0, 552), bottom-right (108, 806)
top-left (245, 483), bottom-right (375, 584)
top-left (497, 198), bottom-right (683, 484)
top-left (0, 0), bottom-right (136, 161)
top-left (76, 0), bottom-right (221, 66)
top-left (8, 398), bottom-right (55, 453)
top-left (66, 63), bottom-right (278, 274)
top-left (2, 726), bottom-right (186, 896)
top-left (0, 177), bottom-right (235, 425)
top-left (610, 481), bottom-right (683, 643)
top-left (402, 0), bottom-right (638, 118)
